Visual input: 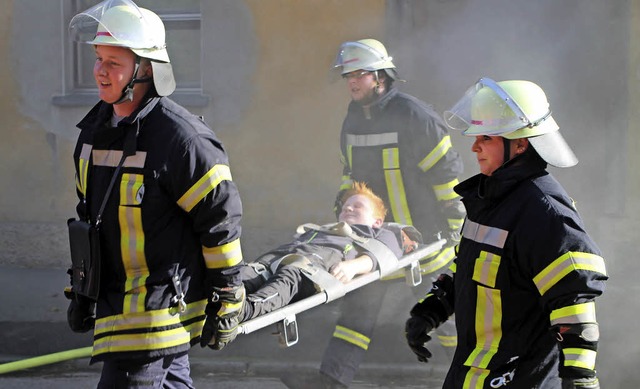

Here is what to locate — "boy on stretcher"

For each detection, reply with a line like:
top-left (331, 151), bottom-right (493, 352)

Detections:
top-left (238, 182), bottom-right (419, 322)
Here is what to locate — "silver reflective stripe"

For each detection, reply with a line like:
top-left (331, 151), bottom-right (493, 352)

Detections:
top-left (462, 220), bottom-right (508, 249)
top-left (93, 149), bottom-right (147, 168)
top-left (345, 132), bottom-right (398, 147)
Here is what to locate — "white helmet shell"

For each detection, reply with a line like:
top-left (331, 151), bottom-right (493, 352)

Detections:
top-left (333, 39), bottom-right (402, 80)
top-left (444, 78), bottom-right (577, 168)
top-left (69, 0), bottom-right (175, 96)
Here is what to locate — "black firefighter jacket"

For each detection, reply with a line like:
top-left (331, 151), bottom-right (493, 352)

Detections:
top-left (445, 154), bottom-right (608, 388)
top-left (73, 95), bottom-right (244, 363)
top-left (338, 88), bottom-right (464, 239)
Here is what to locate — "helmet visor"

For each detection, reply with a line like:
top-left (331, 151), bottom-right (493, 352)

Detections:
top-left (69, 0), bottom-right (163, 51)
top-left (444, 77), bottom-right (533, 136)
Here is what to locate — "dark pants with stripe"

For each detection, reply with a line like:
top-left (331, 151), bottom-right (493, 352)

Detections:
top-left (319, 281), bottom-right (388, 386)
top-left (97, 351), bottom-right (194, 389)
top-left (319, 279), bottom-right (457, 386)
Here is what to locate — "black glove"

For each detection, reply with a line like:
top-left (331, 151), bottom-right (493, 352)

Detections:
top-left (405, 315), bottom-right (435, 363)
top-left (200, 285), bottom-right (245, 350)
top-left (67, 295), bottom-right (95, 333)
top-left (562, 377), bottom-right (600, 389)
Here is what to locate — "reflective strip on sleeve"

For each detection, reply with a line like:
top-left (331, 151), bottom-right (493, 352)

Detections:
top-left (339, 175), bottom-right (353, 191)
top-left (218, 300), bottom-right (243, 317)
top-left (381, 245), bottom-right (454, 281)
top-left (418, 135), bottom-right (452, 172)
top-left (433, 178), bottom-right (460, 201)
top-left (438, 334), bottom-right (458, 348)
top-left (550, 302), bottom-right (597, 326)
top-left (332, 325), bottom-right (371, 351)
top-left (421, 245), bottom-right (456, 275)
top-left (533, 252), bottom-right (607, 296)
top-left (562, 348), bottom-right (597, 370)
top-left (448, 217), bottom-right (464, 231)
top-left (203, 238), bottom-right (243, 269)
top-left (462, 220), bottom-right (508, 249)
top-left (177, 164), bottom-right (232, 212)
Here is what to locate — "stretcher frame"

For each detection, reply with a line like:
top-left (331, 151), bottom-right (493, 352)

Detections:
top-left (237, 238), bottom-right (447, 347)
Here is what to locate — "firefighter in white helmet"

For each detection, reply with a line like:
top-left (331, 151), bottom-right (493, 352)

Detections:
top-left (405, 78), bottom-right (607, 388)
top-left (298, 38), bottom-right (465, 388)
top-left (65, 1), bottom-right (245, 386)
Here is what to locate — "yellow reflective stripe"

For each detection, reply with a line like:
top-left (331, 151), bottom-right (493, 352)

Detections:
top-left (332, 325), bottom-right (370, 350)
top-left (77, 144), bottom-right (92, 196)
top-left (339, 175), bottom-right (353, 191)
top-left (177, 164), bottom-right (232, 212)
top-left (382, 147), bottom-right (400, 169)
top-left (381, 245), bottom-right (454, 281)
top-left (218, 300), bottom-right (243, 316)
top-left (93, 327), bottom-right (190, 356)
top-left (472, 251), bottom-right (501, 288)
top-left (534, 252), bottom-right (607, 296)
top-left (382, 148), bottom-right (413, 225)
top-left (119, 174), bottom-right (149, 314)
top-left (346, 145), bottom-right (353, 171)
top-left (465, 286), bottom-right (501, 368)
top-left (418, 135), bottom-right (452, 172)
top-left (448, 217), bottom-right (464, 231)
top-left (563, 348), bottom-right (597, 370)
top-left (92, 149), bottom-right (147, 168)
top-left (462, 220), bottom-right (508, 249)
top-left (433, 178), bottom-right (460, 201)
top-left (550, 302), bottom-right (597, 326)
top-left (120, 173), bottom-right (144, 205)
top-left (438, 334), bottom-right (458, 347)
top-left (345, 132), bottom-right (398, 147)
top-left (203, 238), bottom-right (243, 269)
top-left (421, 245), bottom-right (455, 275)
top-left (94, 299), bottom-right (207, 334)
top-left (463, 366), bottom-right (490, 389)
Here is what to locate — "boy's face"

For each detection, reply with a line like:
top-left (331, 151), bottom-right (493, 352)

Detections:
top-left (339, 194), bottom-right (383, 228)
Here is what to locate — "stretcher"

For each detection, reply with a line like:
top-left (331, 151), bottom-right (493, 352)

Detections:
top-left (238, 230), bottom-right (447, 347)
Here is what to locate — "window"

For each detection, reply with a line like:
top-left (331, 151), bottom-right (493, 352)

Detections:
top-left (53, 0), bottom-right (208, 107)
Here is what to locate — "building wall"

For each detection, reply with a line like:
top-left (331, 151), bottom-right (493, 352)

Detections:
top-left (1, 1), bottom-right (638, 385)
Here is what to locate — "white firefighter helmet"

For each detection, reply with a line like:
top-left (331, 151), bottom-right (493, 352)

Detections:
top-left (333, 39), bottom-right (402, 81)
top-left (444, 77), bottom-right (577, 168)
top-left (69, 0), bottom-right (175, 96)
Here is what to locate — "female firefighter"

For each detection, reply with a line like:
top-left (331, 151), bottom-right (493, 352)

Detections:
top-left (405, 78), bottom-right (607, 388)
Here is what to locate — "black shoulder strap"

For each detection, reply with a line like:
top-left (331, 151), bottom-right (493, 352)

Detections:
top-left (94, 123), bottom-right (139, 229)
top-left (94, 153), bottom-right (126, 229)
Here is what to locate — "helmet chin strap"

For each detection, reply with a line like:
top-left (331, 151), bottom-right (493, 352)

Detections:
top-left (502, 137), bottom-right (512, 165)
top-left (114, 56), bottom-right (153, 105)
